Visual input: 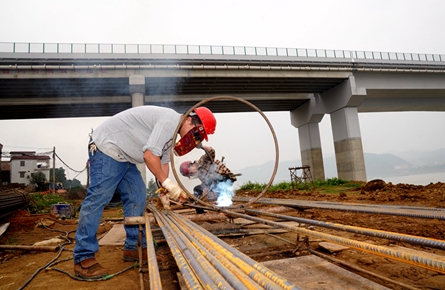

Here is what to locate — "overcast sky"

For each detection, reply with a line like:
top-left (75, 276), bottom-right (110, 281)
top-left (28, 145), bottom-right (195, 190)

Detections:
top-left (1, 0), bottom-right (444, 185)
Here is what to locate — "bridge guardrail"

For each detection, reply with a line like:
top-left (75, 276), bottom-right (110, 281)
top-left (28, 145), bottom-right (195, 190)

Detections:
top-left (0, 42), bottom-right (443, 63)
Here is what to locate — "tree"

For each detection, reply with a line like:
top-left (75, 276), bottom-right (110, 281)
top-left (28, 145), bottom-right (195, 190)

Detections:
top-left (146, 178), bottom-right (158, 198)
top-left (29, 171), bottom-right (47, 191)
top-left (65, 178), bottom-right (82, 188)
top-left (49, 167), bottom-right (67, 184)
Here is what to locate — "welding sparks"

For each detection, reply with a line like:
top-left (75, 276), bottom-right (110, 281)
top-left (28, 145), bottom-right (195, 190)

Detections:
top-left (216, 180), bottom-right (235, 207)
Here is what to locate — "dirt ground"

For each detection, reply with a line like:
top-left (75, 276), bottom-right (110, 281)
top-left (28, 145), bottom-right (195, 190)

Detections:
top-left (1, 180), bottom-right (445, 290)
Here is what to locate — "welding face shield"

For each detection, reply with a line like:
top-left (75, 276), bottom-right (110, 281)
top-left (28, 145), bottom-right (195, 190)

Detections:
top-left (174, 107), bottom-right (216, 156)
top-left (173, 125), bottom-right (207, 156)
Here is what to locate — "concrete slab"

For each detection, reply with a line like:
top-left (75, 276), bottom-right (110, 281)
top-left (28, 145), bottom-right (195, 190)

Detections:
top-left (99, 223), bottom-right (126, 246)
top-left (319, 242), bottom-right (349, 253)
top-left (262, 255), bottom-right (390, 290)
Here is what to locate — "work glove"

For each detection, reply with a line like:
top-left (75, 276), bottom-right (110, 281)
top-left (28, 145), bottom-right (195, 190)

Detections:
top-left (159, 194), bottom-right (171, 210)
top-left (162, 178), bottom-right (188, 201)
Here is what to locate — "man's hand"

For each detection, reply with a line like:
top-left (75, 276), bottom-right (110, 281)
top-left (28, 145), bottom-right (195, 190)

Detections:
top-left (159, 194), bottom-right (171, 210)
top-left (162, 178), bottom-right (188, 200)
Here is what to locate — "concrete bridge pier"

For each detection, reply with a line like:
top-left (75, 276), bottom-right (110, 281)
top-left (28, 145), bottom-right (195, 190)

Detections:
top-left (330, 107), bottom-right (366, 181)
top-left (129, 75), bottom-right (147, 186)
top-left (291, 94), bottom-right (326, 181)
top-left (321, 76), bottom-right (367, 181)
top-left (298, 122), bottom-right (326, 181)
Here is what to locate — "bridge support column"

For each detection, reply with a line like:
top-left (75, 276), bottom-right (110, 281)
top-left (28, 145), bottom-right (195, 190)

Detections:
top-left (291, 94), bottom-right (326, 181)
top-left (330, 107), bottom-right (366, 181)
top-left (129, 75), bottom-right (147, 186)
top-left (298, 123), bottom-right (325, 181)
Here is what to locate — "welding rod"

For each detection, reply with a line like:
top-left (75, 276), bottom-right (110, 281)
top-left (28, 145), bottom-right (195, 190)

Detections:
top-left (245, 208), bottom-right (445, 251)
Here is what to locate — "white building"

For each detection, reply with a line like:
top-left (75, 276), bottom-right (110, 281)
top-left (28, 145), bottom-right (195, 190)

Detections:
top-left (10, 151), bottom-right (51, 186)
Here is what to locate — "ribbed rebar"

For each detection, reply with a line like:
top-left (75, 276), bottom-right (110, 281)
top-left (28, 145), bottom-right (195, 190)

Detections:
top-left (245, 208), bottom-right (445, 250)
top-left (171, 210), bottom-right (300, 290)
top-left (220, 208), bottom-right (445, 274)
top-left (148, 204), bottom-right (301, 290)
top-left (150, 208), bottom-right (203, 289)
top-left (143, 211), bottom-right (162, 290)
top-left (234, 197), bottom-right (445, 221)
top-left (0, 189), bottom-right (30, 218)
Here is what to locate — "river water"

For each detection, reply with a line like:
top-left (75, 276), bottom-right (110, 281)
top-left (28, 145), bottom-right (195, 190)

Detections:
top-left (379, 171), bottom-right (445, 185)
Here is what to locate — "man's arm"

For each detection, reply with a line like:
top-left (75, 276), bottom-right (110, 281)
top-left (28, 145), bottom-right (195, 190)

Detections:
top-left (143, 150), bottom-right (168, 183)
top-left (144, 149), bottom-right (187, 202)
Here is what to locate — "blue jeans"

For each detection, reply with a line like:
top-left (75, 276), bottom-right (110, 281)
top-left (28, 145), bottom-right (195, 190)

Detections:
top-left (73, 148), bottom-right (147, 264)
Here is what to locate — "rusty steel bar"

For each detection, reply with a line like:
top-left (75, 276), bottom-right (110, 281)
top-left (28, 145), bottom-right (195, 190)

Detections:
top-left (169, 212), bottom-right (279, 290)
top-left (173, 210), bottom-right (301, 290)
top-left (155, 213), bottom-right (232, 289)
top-left (0, 245), bottom-right (58, 251)
top-left (150, 208), bottom-right (203, 289)
top-left (308, 249), bottom-right (421, 290)
top-left (148, 204), bottom-right (301, 290)
top-left (233, 197), bottom-right (445, 221)
top-left (245, 208), bottom-right (445, 250)
top-left (144, 211), bottom-right (162, 290)
top-left (169, 96), bottom-right (279, 210)
top-left (220, 208), bottom-right (445, 274)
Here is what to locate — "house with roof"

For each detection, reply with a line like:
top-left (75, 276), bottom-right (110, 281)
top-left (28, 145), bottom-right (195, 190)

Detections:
top-left (10, 151), bottom-right (51, 186)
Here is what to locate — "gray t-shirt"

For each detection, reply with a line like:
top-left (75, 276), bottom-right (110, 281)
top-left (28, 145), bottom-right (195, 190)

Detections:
top-left (92, 106), bottom-right (181, 164)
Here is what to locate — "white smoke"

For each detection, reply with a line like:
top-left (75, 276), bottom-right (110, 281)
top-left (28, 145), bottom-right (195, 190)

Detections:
top-left (215, 179), bottom-right (235, 207)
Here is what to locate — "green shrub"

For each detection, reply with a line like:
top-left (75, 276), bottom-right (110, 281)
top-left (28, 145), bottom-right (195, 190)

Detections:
top-left (28, 193), bottom-right (68, 214)
top-left (239, 178), bottom-right (358, 194)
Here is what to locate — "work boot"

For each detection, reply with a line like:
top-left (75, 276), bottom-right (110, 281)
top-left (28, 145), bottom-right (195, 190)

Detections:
top-left (74, 258), bottom-right (108, 279)
top-left (122, 249), bottom-right (163, 263)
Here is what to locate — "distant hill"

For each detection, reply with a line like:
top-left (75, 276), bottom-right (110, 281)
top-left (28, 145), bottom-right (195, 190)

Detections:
top-left (233, 148), bottom-right (445, 187)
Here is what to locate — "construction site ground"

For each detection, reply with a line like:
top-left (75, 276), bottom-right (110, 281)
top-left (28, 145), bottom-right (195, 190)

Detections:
top-left (1, 180), bottom-right (445, 290)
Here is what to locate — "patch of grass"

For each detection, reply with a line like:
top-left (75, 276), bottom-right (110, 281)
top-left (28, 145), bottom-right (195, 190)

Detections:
top-left (239, 178), bottom-right (363, 194)
top-left (28, 192), bottom-right (69, 214)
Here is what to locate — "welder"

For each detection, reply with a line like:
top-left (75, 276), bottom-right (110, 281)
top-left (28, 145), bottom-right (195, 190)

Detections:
top-left (180, 145), bottom-right (237, 213)
top-left (73, 105), bottom-right (216, 279)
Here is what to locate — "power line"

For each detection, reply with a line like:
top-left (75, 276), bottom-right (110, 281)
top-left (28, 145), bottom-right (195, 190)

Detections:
top-left (54, 152), bottom-right (87, 174)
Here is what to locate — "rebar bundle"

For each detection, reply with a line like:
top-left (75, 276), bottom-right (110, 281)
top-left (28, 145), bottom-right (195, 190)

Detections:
top-left (0, 189), bottom-right (29, 218)
top-left (148, 204), bottom-right (301, 290)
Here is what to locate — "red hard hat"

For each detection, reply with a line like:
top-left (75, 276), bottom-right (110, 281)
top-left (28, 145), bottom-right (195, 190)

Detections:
top-left (193, 107), bottom-right (216, 141)
top-left (180, 161), bottom-right (192, 177)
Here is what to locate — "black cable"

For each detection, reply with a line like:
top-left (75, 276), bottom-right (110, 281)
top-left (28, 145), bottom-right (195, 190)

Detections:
top-left (17, 218), bottom-right (141, 288)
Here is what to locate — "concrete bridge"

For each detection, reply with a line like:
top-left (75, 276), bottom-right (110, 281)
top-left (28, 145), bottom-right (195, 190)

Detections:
top-left (1, 42), bottom-right (445, 182)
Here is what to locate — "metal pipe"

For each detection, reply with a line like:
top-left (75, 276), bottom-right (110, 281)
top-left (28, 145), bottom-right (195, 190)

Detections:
top-left (245, 208), bottom-right (445, 250)
top-left (220, 208), bottom-right (445, 274)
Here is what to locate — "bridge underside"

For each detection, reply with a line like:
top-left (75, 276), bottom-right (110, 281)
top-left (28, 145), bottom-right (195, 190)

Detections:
top-left (0, 76), bottom-right (346, 120)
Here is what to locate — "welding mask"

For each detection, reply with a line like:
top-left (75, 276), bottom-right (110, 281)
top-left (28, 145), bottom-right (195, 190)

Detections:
top-left (174, 126), bottom-right (207, 156)
top-left (173, 107), bottom-right (216, 156)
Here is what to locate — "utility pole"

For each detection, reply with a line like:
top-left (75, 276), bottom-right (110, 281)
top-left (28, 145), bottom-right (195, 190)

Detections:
top-left (52, 146), bottom-right (56, 194)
